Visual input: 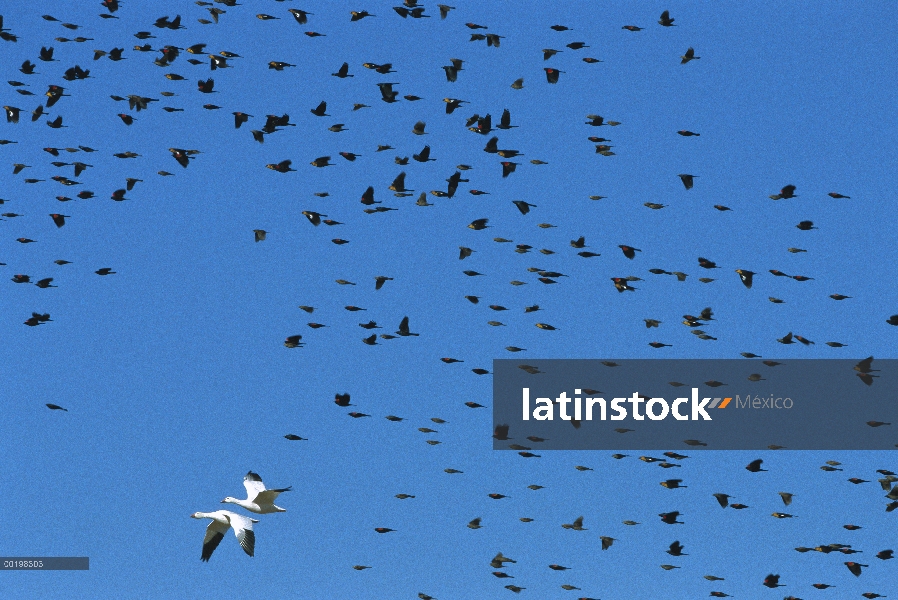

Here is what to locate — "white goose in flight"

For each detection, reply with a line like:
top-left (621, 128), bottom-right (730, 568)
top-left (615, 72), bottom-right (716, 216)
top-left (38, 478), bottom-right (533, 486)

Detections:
top-left (222, 471), bottom-right (292, 514)
top-left (190, 510), bottom-right (258, 561)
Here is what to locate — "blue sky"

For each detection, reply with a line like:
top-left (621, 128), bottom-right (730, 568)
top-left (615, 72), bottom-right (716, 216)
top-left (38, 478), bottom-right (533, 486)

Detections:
top-left (3, 1), bottom-right (897, 598)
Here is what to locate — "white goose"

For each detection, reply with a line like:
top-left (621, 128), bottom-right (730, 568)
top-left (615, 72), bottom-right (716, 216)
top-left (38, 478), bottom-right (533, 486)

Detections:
top-left (222, 471), bottom-right (292, 514)
top-left (190, 510), bottom-right (258, 561)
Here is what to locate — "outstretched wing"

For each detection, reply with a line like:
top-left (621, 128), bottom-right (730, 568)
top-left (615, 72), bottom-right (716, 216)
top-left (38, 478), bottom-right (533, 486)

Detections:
top-left (201, 520), bottom-right (228, 561)
top-left (243, 471), bottom-right (267, 500)
top-left (224, 512), bottom-right (257, 557)
top-left (256, 486), bottom-right (292, 505)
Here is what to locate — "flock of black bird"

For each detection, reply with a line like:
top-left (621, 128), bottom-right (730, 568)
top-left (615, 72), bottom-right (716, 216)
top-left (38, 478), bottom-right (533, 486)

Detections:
top-left (4, 2), bottom-right (896, 597)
